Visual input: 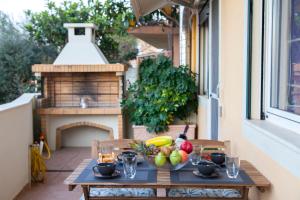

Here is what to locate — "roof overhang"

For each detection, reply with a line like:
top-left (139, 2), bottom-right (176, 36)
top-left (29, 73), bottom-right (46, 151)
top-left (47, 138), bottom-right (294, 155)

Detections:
top-left (32, 64), bottom-right (127, 73)
top-left (128, 26), bottom-right (179, 49)
top-left (131, 0), bottom-right (170, 19)
top-left (130, 0), bottom-right (206, 19)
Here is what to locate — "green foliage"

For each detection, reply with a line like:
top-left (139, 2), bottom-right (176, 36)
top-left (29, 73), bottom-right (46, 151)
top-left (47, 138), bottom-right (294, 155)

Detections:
top-left (24, 0), bottom-right (138, 63)
top-left (0, 12), bottom-right (56, 104)
top-left (122, 55), bottom-right (198, 133)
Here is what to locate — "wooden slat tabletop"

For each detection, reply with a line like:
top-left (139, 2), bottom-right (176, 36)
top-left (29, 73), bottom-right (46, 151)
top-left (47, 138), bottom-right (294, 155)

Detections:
top-left (65, 159), bottom-right (270, 191)
top-left (240, 160), bottom-right (270, 191)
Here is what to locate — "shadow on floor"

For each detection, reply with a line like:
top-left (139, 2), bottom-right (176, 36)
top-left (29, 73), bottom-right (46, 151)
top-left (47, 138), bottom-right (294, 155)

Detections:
top-left (16, 147), bottom-right (90, 200)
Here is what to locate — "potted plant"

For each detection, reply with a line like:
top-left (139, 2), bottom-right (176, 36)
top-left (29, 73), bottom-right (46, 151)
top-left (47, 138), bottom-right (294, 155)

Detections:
top-left (122, 55), bottom-right (198, 140)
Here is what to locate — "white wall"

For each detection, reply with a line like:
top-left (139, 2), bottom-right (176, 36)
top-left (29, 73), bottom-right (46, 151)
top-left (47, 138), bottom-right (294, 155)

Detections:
top-left (46, 115), bottom-right (118, 150)
top-left (61, 126), bottom-right (111, 147)
top-left (0, 94), bottom-right (34, 200)
top-left (217, 1), bottom-right (300, 199)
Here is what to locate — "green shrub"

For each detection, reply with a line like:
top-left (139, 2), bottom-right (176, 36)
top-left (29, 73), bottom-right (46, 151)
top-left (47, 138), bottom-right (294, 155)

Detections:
top-left (122, 55), bottom-right (198, 133)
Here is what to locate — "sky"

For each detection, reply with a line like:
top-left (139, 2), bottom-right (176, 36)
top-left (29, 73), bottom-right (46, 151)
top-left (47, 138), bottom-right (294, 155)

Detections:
top-left (0, 0), bottom-right (104, 22)
top-left (0, 0), bottom-right (64, 21)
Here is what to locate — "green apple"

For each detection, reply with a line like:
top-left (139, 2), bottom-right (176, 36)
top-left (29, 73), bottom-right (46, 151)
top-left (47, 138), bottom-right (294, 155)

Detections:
top-left (170, 150), bottom-right (182, 166)
top-left (155, 152), bottom-right (166, 167)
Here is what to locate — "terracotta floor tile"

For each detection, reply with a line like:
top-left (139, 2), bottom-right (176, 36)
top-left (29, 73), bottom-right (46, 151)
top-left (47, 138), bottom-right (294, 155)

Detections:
top-left (16, 147), bottom-right (90, 200)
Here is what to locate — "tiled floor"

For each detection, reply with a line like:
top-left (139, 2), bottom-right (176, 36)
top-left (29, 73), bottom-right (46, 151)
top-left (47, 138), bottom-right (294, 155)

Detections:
top-left (16, 147), bottom-right (90, 200)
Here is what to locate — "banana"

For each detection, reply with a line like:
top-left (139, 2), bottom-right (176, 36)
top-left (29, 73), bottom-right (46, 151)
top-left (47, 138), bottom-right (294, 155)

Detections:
top-left (145, 136), bottom-right (173, 147)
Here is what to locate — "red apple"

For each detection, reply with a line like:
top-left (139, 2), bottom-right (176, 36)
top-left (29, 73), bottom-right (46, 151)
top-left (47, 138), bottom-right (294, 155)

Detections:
top-left (180, 140), bottom-right (193, 154)
top-left (179, 150), bottom-right (188, 163)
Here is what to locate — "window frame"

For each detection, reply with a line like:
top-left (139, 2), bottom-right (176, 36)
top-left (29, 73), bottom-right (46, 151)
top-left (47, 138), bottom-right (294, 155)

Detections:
top-left (265, 0), bottom-right (300, 131)
top-left (198, 4), bottom-right (210, 97)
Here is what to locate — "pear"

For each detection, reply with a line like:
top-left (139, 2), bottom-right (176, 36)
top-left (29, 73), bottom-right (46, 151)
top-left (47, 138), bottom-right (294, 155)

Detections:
top-left (155, 152), bottom-right (167, 167)
top-left (170, 150), bottom-right (182, 166)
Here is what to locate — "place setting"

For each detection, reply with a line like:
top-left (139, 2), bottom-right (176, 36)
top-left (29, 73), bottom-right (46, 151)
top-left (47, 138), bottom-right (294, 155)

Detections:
top-left (74, 145), bottom-right (157, 183)
top-left (170, 146), bottom-right (254, 185)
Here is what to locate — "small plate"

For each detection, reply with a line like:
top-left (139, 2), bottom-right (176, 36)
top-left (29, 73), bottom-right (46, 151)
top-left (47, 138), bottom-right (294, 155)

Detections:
top-left (93, 170), bottom-right (121, 179)
top-left (193, 170), bottom-right (219, 178)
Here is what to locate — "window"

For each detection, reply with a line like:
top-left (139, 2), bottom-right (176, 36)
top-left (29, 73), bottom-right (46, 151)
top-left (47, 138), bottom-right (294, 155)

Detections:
top-left (266, 0), bottom-right (300, 125)
top-left (198, 19), bottom-right (209, 96)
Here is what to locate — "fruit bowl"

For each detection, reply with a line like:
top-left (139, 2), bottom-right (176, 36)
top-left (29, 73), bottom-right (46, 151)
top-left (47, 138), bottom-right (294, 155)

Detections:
top-left (144, 154), bottom-right (190, 171)
top-left (130, 137), bottom-right (192, 171)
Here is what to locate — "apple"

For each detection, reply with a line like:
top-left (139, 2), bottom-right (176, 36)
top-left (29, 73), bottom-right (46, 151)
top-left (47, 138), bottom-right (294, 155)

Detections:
top-left (155, 152), bottom-right (167, 167)
top-left (170, 150), bottom-right (181, 166)
top-left (180, 140), bottom-right (193, 154)
top-left (179, 150), bottom-right (188, 163)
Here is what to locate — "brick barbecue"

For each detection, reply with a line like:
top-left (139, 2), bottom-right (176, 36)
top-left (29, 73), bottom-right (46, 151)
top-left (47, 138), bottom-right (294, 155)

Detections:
top-left (32, 23), bottom-right (127, 150)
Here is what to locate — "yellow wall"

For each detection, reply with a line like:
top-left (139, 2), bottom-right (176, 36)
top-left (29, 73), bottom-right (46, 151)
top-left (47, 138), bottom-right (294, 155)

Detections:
top-left (219, 0), bottom-right (300, 199)
top-left (191, 15), bottom-right (197, 73)
top-left (173, 34), bottom-right (180, 66)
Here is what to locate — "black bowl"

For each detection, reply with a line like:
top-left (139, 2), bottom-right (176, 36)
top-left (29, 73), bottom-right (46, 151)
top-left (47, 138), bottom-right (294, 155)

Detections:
top-left (93, 163), bottom-right (116, 176)
top-left (211, 153), bottom-right (225, 165)
top-left (197, 161), bottom-right (217, 176)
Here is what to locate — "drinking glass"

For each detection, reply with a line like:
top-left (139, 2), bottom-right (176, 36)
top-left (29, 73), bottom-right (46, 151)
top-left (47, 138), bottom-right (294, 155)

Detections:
top-left (225, 156), bottom-right (240, 178)
top-left (99, 145), bottom-right (113, 154)
top-left (122, 153), bottom-right (137, 179)
top-left (98, 145), bottom-right (116, 163)
top-left (189, 145), bottom-right (202, 165)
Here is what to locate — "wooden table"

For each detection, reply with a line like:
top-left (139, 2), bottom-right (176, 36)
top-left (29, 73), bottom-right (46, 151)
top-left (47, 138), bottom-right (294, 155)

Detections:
top-left (64, 159), bottom-right (270, 200)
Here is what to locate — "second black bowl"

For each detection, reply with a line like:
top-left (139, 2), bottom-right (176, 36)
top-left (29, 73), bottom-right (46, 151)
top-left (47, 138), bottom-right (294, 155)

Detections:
top-left (211, 153), bottom-right (225, 165)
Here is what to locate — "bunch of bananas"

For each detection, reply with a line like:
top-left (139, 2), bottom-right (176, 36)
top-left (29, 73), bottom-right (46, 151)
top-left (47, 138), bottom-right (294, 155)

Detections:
top-left (145, 136), bottom-right (173, 147)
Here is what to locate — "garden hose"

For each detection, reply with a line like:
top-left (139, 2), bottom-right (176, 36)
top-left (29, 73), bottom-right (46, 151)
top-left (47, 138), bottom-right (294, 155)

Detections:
top-left (31, 144), bottom-right (46, 182)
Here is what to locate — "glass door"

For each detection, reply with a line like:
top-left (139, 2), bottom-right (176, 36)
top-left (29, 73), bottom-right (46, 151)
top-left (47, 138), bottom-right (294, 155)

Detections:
top-left (209, 0), bottom-right (220, 140)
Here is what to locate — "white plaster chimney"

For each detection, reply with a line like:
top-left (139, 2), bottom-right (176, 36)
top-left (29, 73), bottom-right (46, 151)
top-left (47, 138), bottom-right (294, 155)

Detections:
top-left (54, 23), bottom-right (109, 65)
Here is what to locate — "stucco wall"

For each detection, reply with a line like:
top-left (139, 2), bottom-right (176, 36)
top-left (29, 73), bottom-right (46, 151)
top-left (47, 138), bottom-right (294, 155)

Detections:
top-left (45, 115), bottom-right (118, 150)
top-left (218, 0), bottom-right (300, 199)
top-left (0, 94), bottom-right (34, 200)
top-left (61, 126), bottom-right (112, 147)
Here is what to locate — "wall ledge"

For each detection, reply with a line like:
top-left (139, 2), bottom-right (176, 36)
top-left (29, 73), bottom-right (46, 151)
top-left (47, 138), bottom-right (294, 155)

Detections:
top-left (243, 120), bottom-right (300, 178)
top-left (0, 93), bottom-right (37, 112)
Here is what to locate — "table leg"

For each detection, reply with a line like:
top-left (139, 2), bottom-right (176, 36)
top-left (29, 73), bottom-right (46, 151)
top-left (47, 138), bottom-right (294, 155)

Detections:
top-left (242, 187), bottom-right (250, 200)
top-left (82, 185), bottom-right (89, 200)
top-left (156, 188), bottom-right (166, 197)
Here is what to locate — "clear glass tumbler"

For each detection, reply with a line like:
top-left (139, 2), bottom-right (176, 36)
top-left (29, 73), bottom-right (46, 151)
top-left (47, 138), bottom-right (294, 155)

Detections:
top-left (98, 145), bottom-right (114, 163)
top-left (122, 153), bottom-right (137, 179)
top-left (189, 145), bottom-right (202, 165)
top-left (225, 156), bottom-right (240, 178)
